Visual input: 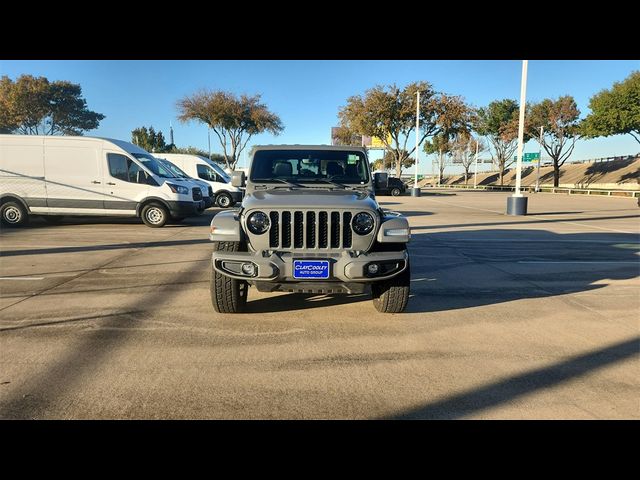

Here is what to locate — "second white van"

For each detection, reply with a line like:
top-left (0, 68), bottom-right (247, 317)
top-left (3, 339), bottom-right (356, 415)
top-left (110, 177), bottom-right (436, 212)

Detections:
top-left (0, 135), bottom-right (205, 228)
top-left (153, 153), bottom-right (243, 208)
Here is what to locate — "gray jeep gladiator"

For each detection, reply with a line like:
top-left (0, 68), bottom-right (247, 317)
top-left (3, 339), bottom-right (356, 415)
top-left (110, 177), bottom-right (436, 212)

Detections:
top-left (208, 145), bottom-right (411, 313)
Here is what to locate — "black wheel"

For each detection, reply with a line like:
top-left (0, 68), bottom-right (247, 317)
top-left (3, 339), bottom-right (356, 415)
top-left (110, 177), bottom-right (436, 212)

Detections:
top-left (371, 261), bottom-right (410, 313)
top-left (1, 201), bottom-right (29, 227)
top-left (43, 215), bottom-right (64, 224)
top-left (390, 187), bottom-right (402, 196)
top-left (210, 241), bottom-right (248, 313)
top-left (216, 192), bottom-right (233, 208)
top-left (141, 203), bottom-right (168, 228)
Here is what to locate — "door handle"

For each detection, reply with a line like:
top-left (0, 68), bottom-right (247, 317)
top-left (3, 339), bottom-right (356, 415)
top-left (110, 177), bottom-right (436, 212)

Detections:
top-left (106, 182), bottom-right (116, 185)
top-left (92, 180), bottom-right (101, 184)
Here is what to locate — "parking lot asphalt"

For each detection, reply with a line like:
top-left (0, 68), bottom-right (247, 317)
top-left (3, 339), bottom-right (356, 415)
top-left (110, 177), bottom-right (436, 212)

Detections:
top-left (0, 190), bottom-right (638, 419)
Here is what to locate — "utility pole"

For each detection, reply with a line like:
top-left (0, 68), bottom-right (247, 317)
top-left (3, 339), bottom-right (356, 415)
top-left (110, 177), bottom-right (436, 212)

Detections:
top-left (535, 126), bottom-right (543, 192)
top-left (474, 139), bottom-right (479, 188)
top-left (412, 89), bottom-right (421, 197)
top-left (507, 60), bottom-right (529, 216)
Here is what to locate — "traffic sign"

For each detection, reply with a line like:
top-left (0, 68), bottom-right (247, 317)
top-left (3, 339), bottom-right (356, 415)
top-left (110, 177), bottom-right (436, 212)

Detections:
top-left (513, 152), bottom-right (541, 162)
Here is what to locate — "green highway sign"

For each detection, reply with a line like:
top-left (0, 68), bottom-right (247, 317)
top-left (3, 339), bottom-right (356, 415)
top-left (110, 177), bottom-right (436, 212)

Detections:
top-left (513, 152), bottom-right (541, 162)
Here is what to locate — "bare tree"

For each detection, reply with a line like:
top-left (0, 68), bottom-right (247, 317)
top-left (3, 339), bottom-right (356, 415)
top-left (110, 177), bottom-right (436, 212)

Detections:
top-left (451, 133), bottom-right (486, 185)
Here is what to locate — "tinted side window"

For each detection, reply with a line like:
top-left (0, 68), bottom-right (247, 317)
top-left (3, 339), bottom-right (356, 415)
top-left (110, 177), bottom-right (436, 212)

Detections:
top-left (197, 164), bottom-right (215, 181)
top-left (128, 161), bottom-right (146, 183)
top-left (108, 153), bottom-right (129, 181)
top-left (108, 153), bottom-right (147, 184)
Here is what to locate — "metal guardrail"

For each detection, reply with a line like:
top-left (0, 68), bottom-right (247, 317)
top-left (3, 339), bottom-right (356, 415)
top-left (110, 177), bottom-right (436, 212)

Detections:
top-left (569, 154), bottom-right (640, 165)
top-left (425, 184), bottom-right (640, 198)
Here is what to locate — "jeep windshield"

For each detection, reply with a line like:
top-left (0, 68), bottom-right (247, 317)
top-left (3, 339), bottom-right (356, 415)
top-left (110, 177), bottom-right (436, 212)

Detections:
top-left (250, 149), bottom-right (369, 185)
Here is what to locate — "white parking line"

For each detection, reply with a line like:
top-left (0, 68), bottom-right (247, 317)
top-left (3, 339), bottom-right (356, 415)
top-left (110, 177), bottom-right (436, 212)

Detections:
top-left (557, 220), bottom-right (637, 235)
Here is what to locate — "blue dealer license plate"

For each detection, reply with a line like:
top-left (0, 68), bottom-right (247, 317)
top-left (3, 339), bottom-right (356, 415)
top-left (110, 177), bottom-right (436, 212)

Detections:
top-left (293, 260), bottom-right (330, 279)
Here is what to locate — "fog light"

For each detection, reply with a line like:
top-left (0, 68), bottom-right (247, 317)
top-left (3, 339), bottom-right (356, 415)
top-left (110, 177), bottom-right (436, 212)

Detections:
top-left (367, 263), bottom-right (379, 275)
top-left (241, 263), bottom-right (256, 276)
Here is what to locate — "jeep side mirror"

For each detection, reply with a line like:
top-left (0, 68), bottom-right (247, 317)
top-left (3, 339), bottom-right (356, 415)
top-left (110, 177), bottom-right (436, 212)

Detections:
top-left (374, 172), bottom-right (388, 189)
top-left (231, 171), bottom-right (245, 188)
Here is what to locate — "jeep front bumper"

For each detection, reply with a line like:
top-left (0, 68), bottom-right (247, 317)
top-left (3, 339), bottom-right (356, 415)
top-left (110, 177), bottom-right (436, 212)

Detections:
top-left (212, 250), bottom-right (408, 283)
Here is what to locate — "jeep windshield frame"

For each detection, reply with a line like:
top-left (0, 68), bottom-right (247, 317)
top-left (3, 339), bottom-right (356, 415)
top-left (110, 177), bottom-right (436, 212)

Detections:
top-left (249, 149), bottom-right (370, 185)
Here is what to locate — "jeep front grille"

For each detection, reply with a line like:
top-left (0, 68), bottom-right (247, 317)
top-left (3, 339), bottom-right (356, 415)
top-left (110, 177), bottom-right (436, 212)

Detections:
top-left (267, 210), bottom-right (353, 250)
top-left (192, 187), bottom-right (203, 201)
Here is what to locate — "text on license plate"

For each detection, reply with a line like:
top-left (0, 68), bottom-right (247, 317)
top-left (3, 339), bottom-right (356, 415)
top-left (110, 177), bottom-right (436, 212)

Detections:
top-left (293, 260), bottom-right (330, 279)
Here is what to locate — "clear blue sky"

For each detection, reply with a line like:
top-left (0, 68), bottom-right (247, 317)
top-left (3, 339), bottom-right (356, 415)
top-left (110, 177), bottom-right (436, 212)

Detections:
top-left (1, 60), bottom-right (638, 174)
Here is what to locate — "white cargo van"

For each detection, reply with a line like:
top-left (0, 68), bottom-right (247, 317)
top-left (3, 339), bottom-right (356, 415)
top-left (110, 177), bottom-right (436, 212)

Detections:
top-left (0, 135), bottom-right (205, 228)
top-left (154, 157), bottom-right (214, 209)
top-left (153, 153), bottom-right (243, 208)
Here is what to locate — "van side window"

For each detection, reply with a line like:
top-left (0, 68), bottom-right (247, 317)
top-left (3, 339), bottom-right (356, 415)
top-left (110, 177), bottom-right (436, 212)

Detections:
top-left (197, 164), bottom-right (217, 182)
top-left (107, 153), bottom-right (147, 184)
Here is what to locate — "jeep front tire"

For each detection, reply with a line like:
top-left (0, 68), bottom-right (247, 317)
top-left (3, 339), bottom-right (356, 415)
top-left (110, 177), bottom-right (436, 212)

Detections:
top-left (371, 262), bottom-right (410, 313)
top-left (211, 241), bottom-right (248, 313)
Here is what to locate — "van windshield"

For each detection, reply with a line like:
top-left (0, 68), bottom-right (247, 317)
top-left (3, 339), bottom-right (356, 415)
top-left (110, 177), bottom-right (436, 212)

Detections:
top-left (133, 153), bottom-right (176, 178)
top-left (156, 158), bottom-right (191, 179)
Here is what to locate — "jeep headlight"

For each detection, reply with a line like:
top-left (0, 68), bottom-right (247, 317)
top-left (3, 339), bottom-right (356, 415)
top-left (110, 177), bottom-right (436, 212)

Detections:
top-left (352, 212), bottom-right (375, 235)
top-left (166, 183), bottom-right (189, 195)
top-left (247, 211), bottom-right (270, 235)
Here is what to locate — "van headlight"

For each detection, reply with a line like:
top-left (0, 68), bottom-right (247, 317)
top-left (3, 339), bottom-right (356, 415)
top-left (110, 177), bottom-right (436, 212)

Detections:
top-left (167, 183), bottom-right (189, 195)
top-left (352, 212), bottom-right (375, 235)
top-left (247, 211), bottom-right (270, 234)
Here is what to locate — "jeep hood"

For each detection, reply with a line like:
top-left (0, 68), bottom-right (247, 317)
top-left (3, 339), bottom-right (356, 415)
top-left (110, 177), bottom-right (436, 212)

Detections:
top-left (243, 189), bottom-right (378, 211)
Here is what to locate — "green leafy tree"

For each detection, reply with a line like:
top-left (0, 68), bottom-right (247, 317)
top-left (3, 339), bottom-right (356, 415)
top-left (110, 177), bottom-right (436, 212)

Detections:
top-left (424, 134), bottom-right (453, 185)
top-left (581, 71), bottom-right (640, 145)
top-left (331, 125), bottom-right (362, 146)
top-left (0, 75), bottom-right (104, 135)
top-left (131, 126), bottom-right (167, 152)
top-left (338, 82), bottom-right (470, 178)
top-left (475, 99), bottom-right (529, 186)
top-left (527, 96), bottom-right (581, 187)
top-left (371, 150), bottom-right (414, 174)
top-left (177, 90), bottom-right (284, 171)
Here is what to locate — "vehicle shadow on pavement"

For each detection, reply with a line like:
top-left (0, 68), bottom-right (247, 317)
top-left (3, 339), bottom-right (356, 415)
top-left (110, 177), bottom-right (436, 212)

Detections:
top-left (405, 228), bottom-right (640, 314)
top-left (245, 293), bottom-right (370, 313)
top-left (0, 238), bottom-right (211, 257)
top-left (1, 210), bottom-right (220, 230)
top-left (384, 336), bottom-right (639, 419)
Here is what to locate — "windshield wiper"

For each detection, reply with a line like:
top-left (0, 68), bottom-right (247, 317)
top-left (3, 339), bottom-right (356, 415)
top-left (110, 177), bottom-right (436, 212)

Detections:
top-left (310, 179), bottom-right (359, 190)
top-left (252, 178), bottom-right (304, 188)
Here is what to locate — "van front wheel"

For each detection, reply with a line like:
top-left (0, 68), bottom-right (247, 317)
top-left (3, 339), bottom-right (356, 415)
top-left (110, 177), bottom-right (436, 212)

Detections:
top-left (216, 192), bottom-right (233, 208)
top-left (141, 203), bottom-right (168, 228)
top-left (1, 201), bottom-right (29, 227)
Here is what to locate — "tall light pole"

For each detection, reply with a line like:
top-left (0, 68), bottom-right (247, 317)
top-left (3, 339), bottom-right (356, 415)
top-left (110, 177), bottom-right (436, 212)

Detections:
top-left (507, 60), bottom-right (529, 216)
top-left (207, 126), bottom-right (211, 160)
top-left (474, 138), bottom-right (479, 188)
top-left (412, 89), bottom-right (421, 197)
top-left (535, 126), bottom-right (544, 192)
